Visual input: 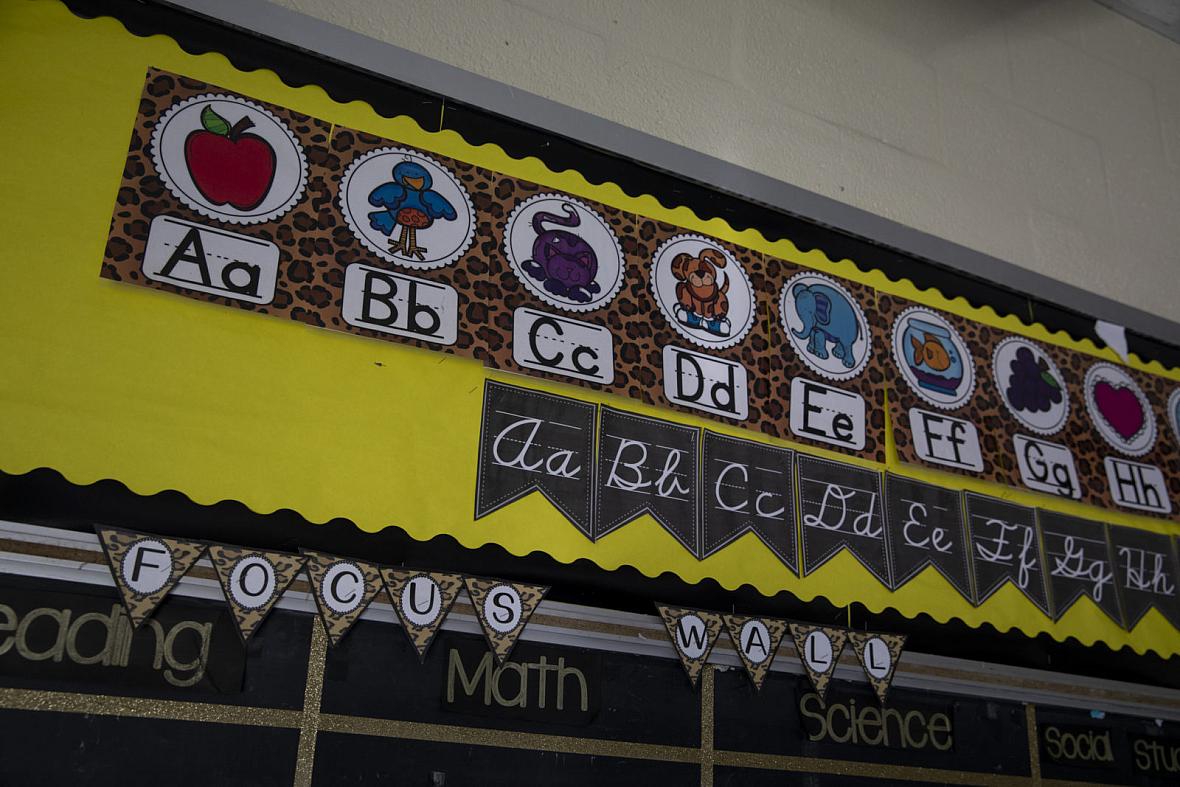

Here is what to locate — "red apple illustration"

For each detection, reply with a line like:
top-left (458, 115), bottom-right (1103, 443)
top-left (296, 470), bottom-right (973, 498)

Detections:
top-left (183, 104), bottom-right (276, 211)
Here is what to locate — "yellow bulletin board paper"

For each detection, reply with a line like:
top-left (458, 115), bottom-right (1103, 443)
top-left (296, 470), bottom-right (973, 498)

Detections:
top-left (2, 1), bottom-right (1179, 657)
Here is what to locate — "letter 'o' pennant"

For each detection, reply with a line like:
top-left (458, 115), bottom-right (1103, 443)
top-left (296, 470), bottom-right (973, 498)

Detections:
top-left (724, 614), bottom-right (788, 691)
top-left (465, 576), bottom-right (549, 664)
top-left (207, 545), bottom-right (306, 643)
top-left (96, 527), bottom-right (207, 628)
top-left (382, 568), bottom-right (464, 662)
top-left (656, 604), bottom-right (724, 688)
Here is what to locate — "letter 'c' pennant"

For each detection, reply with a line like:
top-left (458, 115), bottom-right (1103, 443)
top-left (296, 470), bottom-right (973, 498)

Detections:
top-left (301, 550), bottom-right (384, 647)
top-left (724, 614), bottom-right (787, 691)
top-left (656, 604), bottom-right (724, 689)
top-left (96, 527), bottom-right (206, 628)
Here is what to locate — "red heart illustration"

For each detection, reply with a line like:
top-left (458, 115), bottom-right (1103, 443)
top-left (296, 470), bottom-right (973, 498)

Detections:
top-left (1093, 381), bottom-right (1144, 440)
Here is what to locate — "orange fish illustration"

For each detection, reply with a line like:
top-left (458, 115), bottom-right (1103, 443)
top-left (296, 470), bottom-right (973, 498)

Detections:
top-left (911, 333), bottom-right (951, 371)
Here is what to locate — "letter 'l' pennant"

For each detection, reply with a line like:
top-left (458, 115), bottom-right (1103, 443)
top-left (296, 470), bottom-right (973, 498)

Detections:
top-left (656, 604), bottom-right (724, 689)
top-left (724, 614), bottom-right (788, 691)
top-left (382, 568), bottom-right (465, 662)
top-left (788, 623), bottom-right (848, 703)
top-left (96, 527), bottom-right (207, 628)
top-left (301, 550), bottom-right (384, 647)
top-left (849, 631), bottom-right (907, 704)
top-left (207, 545), bottom-right (306, 643)
top-left (464, 576), bottom-right (549, 664)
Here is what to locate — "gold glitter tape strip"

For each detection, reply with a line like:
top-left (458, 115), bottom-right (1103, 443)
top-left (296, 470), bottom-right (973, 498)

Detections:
top-left (293, 622), bottom-right (328, 787)
top-left (1026, 703), bottom-right (1042, 785)
top-left (700, 665), bottom-right (715, 787)
top-left (317, 712), bottom-right (702, 764)
top-left (710, 749), bottom-right (1033, 785)
top-left (0, 686), bottom-right (302, 728)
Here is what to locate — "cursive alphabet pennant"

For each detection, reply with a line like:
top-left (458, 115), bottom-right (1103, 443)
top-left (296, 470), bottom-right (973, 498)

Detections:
top-left (464, 576), bottom-right (549, 664)
top-left (884, 474), bottom-right (973, 601)
top-left (301, 550), bottom-right (384, 647)
top-left (382, 568), bottom-right (464, 662)
top-left (597, 407), bottom-right (699, 553)
top-left (96, 527), bottom-right (207, 629)
top-left (788, 623), bottom-right (848, 703)
top-left (702, 432), bottom-right (797, 572)
top-left (797, 456), bottom-right (890, 585)
top-left (207, 545), bottom-right (306, 643)
top-left (724, 614), bottom-right (787, 690)
top-left (1109, 525), bottom-right (1180, 631)
top-left (1036, 511), bottom-right (1120, 625)
top-left (656, 604), bottom-right (724, 689)
top-left (476, 381), bottom-right (597, 539)
top-left (965, 493), bottom-right (1051, 615)
top-left (848, 631), bottom-right (906, 704)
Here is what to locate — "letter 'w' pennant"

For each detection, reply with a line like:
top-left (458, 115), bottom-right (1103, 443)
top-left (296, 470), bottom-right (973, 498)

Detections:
top-left (656, 604), bottom-right (724, 689)
top-left (96, 527), bottom-right (206, 628)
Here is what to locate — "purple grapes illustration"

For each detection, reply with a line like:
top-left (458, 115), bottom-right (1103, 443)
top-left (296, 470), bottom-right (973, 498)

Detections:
top-left (1006, 346), bottom-right (1062, 413)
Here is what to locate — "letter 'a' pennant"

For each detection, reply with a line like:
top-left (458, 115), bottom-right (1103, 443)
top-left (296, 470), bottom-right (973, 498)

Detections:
top-left (849, 631), bottom-right (907, 704)
top-left (301, 550), bottom-right (384, 647)
top-left (207, 545), bottom-right (306, 643)
top-left (788, 623), bottom-right (848, 703)
top-left (96, 527), bottom-right (207, 629)
top-left (464, 576), bottom-right (549, 664)
top-left (724, 614), bottom-right (787, 691)
top-left (382, 568), bottom-right (464, 662)
top-left (656, 604), bottom-right (724, 689)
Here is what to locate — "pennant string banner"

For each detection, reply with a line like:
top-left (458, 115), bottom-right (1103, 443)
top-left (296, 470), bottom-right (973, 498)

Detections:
top-left (97, 66), bottom-right (1180, 529)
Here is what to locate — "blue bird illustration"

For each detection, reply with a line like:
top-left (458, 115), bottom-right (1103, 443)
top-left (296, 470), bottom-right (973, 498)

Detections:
top-left (367, 160), bottom-right (458, 260)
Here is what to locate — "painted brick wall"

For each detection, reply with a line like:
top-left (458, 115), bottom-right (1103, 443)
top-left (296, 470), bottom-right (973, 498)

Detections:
top-left (272, 0), bottom-right (1180, 324)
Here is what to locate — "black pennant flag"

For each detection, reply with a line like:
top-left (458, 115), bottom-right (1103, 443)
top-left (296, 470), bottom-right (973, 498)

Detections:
top-left (1109, 525), bottom-right (1180, 631)
top-left (797, 456), bottom-right (891, 586)
top-left (1037, 511), bottom-right (1120, 625)
top-left (965, 493), bottom-right (1051, 615)
top-left (476, 381), bottom-right (597, 539)
top-left (702, 432), bottom-right (797, 573)
top-left (884, 474), bottom-right (973, 601)
top-left (597, 408), bottom-right (699, 554)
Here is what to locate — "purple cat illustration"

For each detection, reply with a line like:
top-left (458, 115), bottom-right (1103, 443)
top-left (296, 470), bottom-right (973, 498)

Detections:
top-left (521, 203), bottom-right (600, 303)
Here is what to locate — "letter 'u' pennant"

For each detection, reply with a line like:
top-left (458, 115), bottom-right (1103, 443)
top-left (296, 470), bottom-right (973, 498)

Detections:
top-left (96, 527), bottom-right (207, 628)
top-left (724, 614), bottom-right (787, 691)
top-left (301, 550), bottom-right (384, 647)
top-left (207, 545), bottom-right (306, 643)
top-left (849, 631), bottom-right (907, 704)
top-left (788, 623), bottom-right (848, 703)
top-left (382, 568), bottom-right (464, 662)
top-left (656, 604), bottom-right (724, 689)
top-left (465, 576), bottom-right (549, 664)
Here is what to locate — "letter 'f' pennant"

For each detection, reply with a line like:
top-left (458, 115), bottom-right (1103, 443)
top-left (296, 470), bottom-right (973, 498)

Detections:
top-left (96, 527), bottom-right (207, 628)
top-left (656, 604), bottom-right (724, 689)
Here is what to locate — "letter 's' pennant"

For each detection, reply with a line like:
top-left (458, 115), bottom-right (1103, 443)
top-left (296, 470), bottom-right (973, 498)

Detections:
top-left (465, 575), bottom-right (549, 664)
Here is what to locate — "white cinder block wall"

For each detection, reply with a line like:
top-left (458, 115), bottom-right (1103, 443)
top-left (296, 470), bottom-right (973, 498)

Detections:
top-left (273, 0), bottom-right (1180, 325)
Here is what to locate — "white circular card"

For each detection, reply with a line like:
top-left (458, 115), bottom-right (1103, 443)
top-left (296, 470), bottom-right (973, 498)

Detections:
top-left (151, 93), bottom-right (307, 225)
top-left (228, 555), bottom-right (278, 610)
top-left (483, 584), bottom-right (523, 634)
top-left (650, 235), bottom-right (755, 350)
top-left (738, 619), bottom-right (772, 665)
top-left (120, 538), bottom-right (173, 596)
top-left (891, 306), bottom-right (976, 410)
top-left (1083, 362), bottom-right (1156, 456)
top-left (802, 631), bottom-right (834, 675)
top-left (504, 194), bottom-right (625, 312)
top-left (992, 336), bottom-right (1070, 436)
top-left (339, 146), bottom-right (476, 270)
top-left (675, 613), bottom-right (709, 659)
top-left (321, 561), bottom-right (366, 615)
top-left (780, 272), bottom-right (871, 380)
top-left (399, 575), bottom-right (444, 627)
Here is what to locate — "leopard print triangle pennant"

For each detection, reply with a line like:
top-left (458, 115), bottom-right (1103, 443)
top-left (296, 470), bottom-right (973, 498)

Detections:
top-left (848, 631), bottom-right (907, 704)
top-left (207, 545), bottom-right (306, 643)
top-left (301, 549), bottom-right (384, 647)
top-left (656, 604), bottom-right (724, 689)
top-left (382, 568), bottom-right (464, 662)
top-left (96, 527), bottom-right (206, 629)
top-left (723, 614), bottom-right (787, 691)
top-left (788, 623), bottom-right (848, 703)
top-left (464, 576), bottom-right (549, 664)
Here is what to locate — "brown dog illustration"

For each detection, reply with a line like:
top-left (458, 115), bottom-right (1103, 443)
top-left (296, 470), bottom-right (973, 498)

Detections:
top-left (671, 248), bottom-right (730, 335)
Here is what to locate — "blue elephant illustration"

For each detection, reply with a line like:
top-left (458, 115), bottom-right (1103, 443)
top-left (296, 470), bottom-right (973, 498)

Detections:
top-left (791, 282), bottom-right (861, 368)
